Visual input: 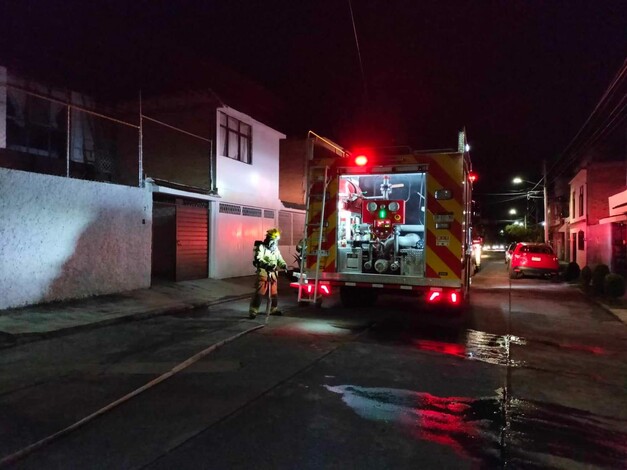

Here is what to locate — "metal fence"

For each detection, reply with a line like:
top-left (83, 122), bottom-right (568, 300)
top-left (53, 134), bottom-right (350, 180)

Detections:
top-left (4, 82), bottom-right (214, 189)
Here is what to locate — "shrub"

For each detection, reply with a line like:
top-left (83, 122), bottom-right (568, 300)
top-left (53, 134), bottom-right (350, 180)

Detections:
top-left (591, 264), bottom-right (610, 295)
top-left (604, 273), bottom-right (625, 298)
top-left (580, 266), bottom-right (592, 287)
top-left (564, 262), bottom-right (580, 282)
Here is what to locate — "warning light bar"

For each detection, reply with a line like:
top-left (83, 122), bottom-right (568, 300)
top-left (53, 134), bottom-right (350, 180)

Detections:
top-left (354, 155), bottom-right (368, 166)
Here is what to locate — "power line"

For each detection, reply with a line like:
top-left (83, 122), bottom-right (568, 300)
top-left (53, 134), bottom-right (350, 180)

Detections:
top-left (547, 59), bottom-right (627, 183)
top-left (347, 0), bottom-right (368, 102)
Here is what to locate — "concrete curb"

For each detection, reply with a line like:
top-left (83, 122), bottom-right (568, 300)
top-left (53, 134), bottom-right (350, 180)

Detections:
top-left (0, 293), bottom-right (252, 349)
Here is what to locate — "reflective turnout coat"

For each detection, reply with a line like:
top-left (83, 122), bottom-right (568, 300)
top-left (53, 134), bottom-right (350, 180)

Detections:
top-left (253, 242), bottom-right (287, 273)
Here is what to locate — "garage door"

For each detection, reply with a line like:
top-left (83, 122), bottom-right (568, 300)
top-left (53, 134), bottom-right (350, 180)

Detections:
top-left (176, 205), bottom-right (208, 281)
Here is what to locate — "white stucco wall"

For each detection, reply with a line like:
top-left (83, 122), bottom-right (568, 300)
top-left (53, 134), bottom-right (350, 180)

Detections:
top-left (0, 168), bottom-right (152, 310)
top-left (215, 107), bottom-right (285, 209)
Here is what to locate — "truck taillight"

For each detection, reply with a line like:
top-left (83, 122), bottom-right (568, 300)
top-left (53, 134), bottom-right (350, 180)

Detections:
top-left (428, 291), bottom-right (441, 302)
top-left (427, 289), bottom-right (462, 306)
top-left (290, 282), bottom-right (331, 296)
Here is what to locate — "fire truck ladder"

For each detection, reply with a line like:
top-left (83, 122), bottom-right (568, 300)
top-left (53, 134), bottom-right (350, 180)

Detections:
top-left (297, 165), bottom-right (330, 305)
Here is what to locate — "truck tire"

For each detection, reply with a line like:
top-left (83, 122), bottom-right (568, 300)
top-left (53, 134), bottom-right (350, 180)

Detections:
top-left (340, 287), bottom-right (378, 308)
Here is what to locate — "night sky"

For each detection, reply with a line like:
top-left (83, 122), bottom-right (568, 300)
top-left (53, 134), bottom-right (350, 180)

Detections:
top-left (2, 0), bottom-right (626, 213)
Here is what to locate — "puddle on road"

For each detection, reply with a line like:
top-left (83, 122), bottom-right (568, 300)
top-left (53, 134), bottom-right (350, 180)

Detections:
top-left (413, 329), bottom-right (526, 367)
top-left (325, 385), bottom-right (627, 468)
top-left (413, 329), bottom-right (611, 368)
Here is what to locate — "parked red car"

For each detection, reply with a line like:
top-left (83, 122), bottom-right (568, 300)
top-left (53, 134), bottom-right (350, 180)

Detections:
top-left (509, 243), bottom-right (559, 279)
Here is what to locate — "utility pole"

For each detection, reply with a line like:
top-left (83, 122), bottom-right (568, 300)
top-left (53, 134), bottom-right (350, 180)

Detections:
top-left (543, 160), bottom-right (549, 244)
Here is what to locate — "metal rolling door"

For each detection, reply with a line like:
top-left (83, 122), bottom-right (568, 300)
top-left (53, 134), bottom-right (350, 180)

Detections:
top-left (175, 205), bottom-right (208, 281)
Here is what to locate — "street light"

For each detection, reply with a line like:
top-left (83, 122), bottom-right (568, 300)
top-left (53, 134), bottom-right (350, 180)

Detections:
top-left (512, 170), bottom-right (549, 243)
top-left (508, 208), bottom-right (526, 228)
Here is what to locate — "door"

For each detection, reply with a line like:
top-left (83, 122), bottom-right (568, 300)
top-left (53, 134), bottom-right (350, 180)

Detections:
top-left (176, 205), bottom-right (208, 281)
top-left (152, 202), bottom-right (176, 280)
top-left (612, 222), bottom-right (627, 276)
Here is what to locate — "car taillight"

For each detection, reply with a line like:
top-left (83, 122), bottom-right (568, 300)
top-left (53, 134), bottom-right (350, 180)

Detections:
top-left (320, 285), bottom-right (330, 295)
top-left (449, 292), bottom-right (460, 305)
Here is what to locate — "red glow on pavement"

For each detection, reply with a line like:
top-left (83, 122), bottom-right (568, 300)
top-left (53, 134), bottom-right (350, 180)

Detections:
top-left (413, 340), bottom-right (466, 358)
top-left (411, 393), bottom-right (476, 457)
top-left (561, 344), bottom-right (606, 355)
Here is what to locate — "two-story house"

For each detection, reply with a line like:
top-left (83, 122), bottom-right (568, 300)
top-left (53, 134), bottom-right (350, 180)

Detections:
top-left (568, 162), bottom-right (625, 268)
top-left (555, 59), bottom-right (627, 273)
top-left (0, 60), bottom-right (293, 309)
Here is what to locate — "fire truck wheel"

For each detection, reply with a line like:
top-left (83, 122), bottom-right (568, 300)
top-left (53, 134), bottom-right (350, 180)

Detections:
top-left (340, 287), bottom-right (378, 308)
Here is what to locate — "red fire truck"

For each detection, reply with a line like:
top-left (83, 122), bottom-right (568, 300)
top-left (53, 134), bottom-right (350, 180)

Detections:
top-left (293, 131), bottom-right (475, 311)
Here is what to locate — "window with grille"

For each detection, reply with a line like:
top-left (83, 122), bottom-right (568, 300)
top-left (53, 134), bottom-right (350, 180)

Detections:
top-left (219, 112), bottom-right (252, 164)
top-left (219, 203), bottom-right (241, 215)
top-left (242, 207), bottom-right (262, 217)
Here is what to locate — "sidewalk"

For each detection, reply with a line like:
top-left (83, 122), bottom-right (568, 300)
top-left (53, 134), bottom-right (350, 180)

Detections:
top-left (592, 295), bottom-right (627, 324)
top-left (0, 275), bottom-right (261, 347)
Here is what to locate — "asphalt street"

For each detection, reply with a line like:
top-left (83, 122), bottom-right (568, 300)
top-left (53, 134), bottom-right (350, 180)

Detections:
top-left (1, 254), bottom-right (626, 469)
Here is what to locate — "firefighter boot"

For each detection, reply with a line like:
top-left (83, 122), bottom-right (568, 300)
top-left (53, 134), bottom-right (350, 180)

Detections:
top-left (248, 309), bottom-right (258, 319)
top-left (270, 308), bottom-right (282, 316)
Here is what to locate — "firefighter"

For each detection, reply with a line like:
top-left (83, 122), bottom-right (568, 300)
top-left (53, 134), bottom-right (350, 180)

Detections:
top-left (249, 228), bottom-right (288, 319)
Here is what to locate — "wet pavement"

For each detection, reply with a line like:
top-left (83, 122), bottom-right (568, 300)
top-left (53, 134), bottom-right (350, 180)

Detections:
top-left (2, 256), bottom-right (627, 469)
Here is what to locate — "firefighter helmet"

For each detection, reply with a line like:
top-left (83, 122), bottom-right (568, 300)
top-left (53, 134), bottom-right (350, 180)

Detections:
top-left (266, 228), bottom-right (281, 240)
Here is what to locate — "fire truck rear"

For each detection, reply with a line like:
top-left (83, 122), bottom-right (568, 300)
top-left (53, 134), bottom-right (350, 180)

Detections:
top-left (294, 131), bottom-right (475, 311)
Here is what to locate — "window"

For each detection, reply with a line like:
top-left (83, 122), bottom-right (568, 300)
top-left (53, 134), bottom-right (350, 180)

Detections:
top-left (6, 89), bottom-right (66, 158)
top-left (520, 245), bottom-right (553, 254)
top-left (571, 191), bottom-right (576, 218)
top-left (219, 112), bottom-right (252, 164)
top-left (578, 186), bottom-right (584, 217)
